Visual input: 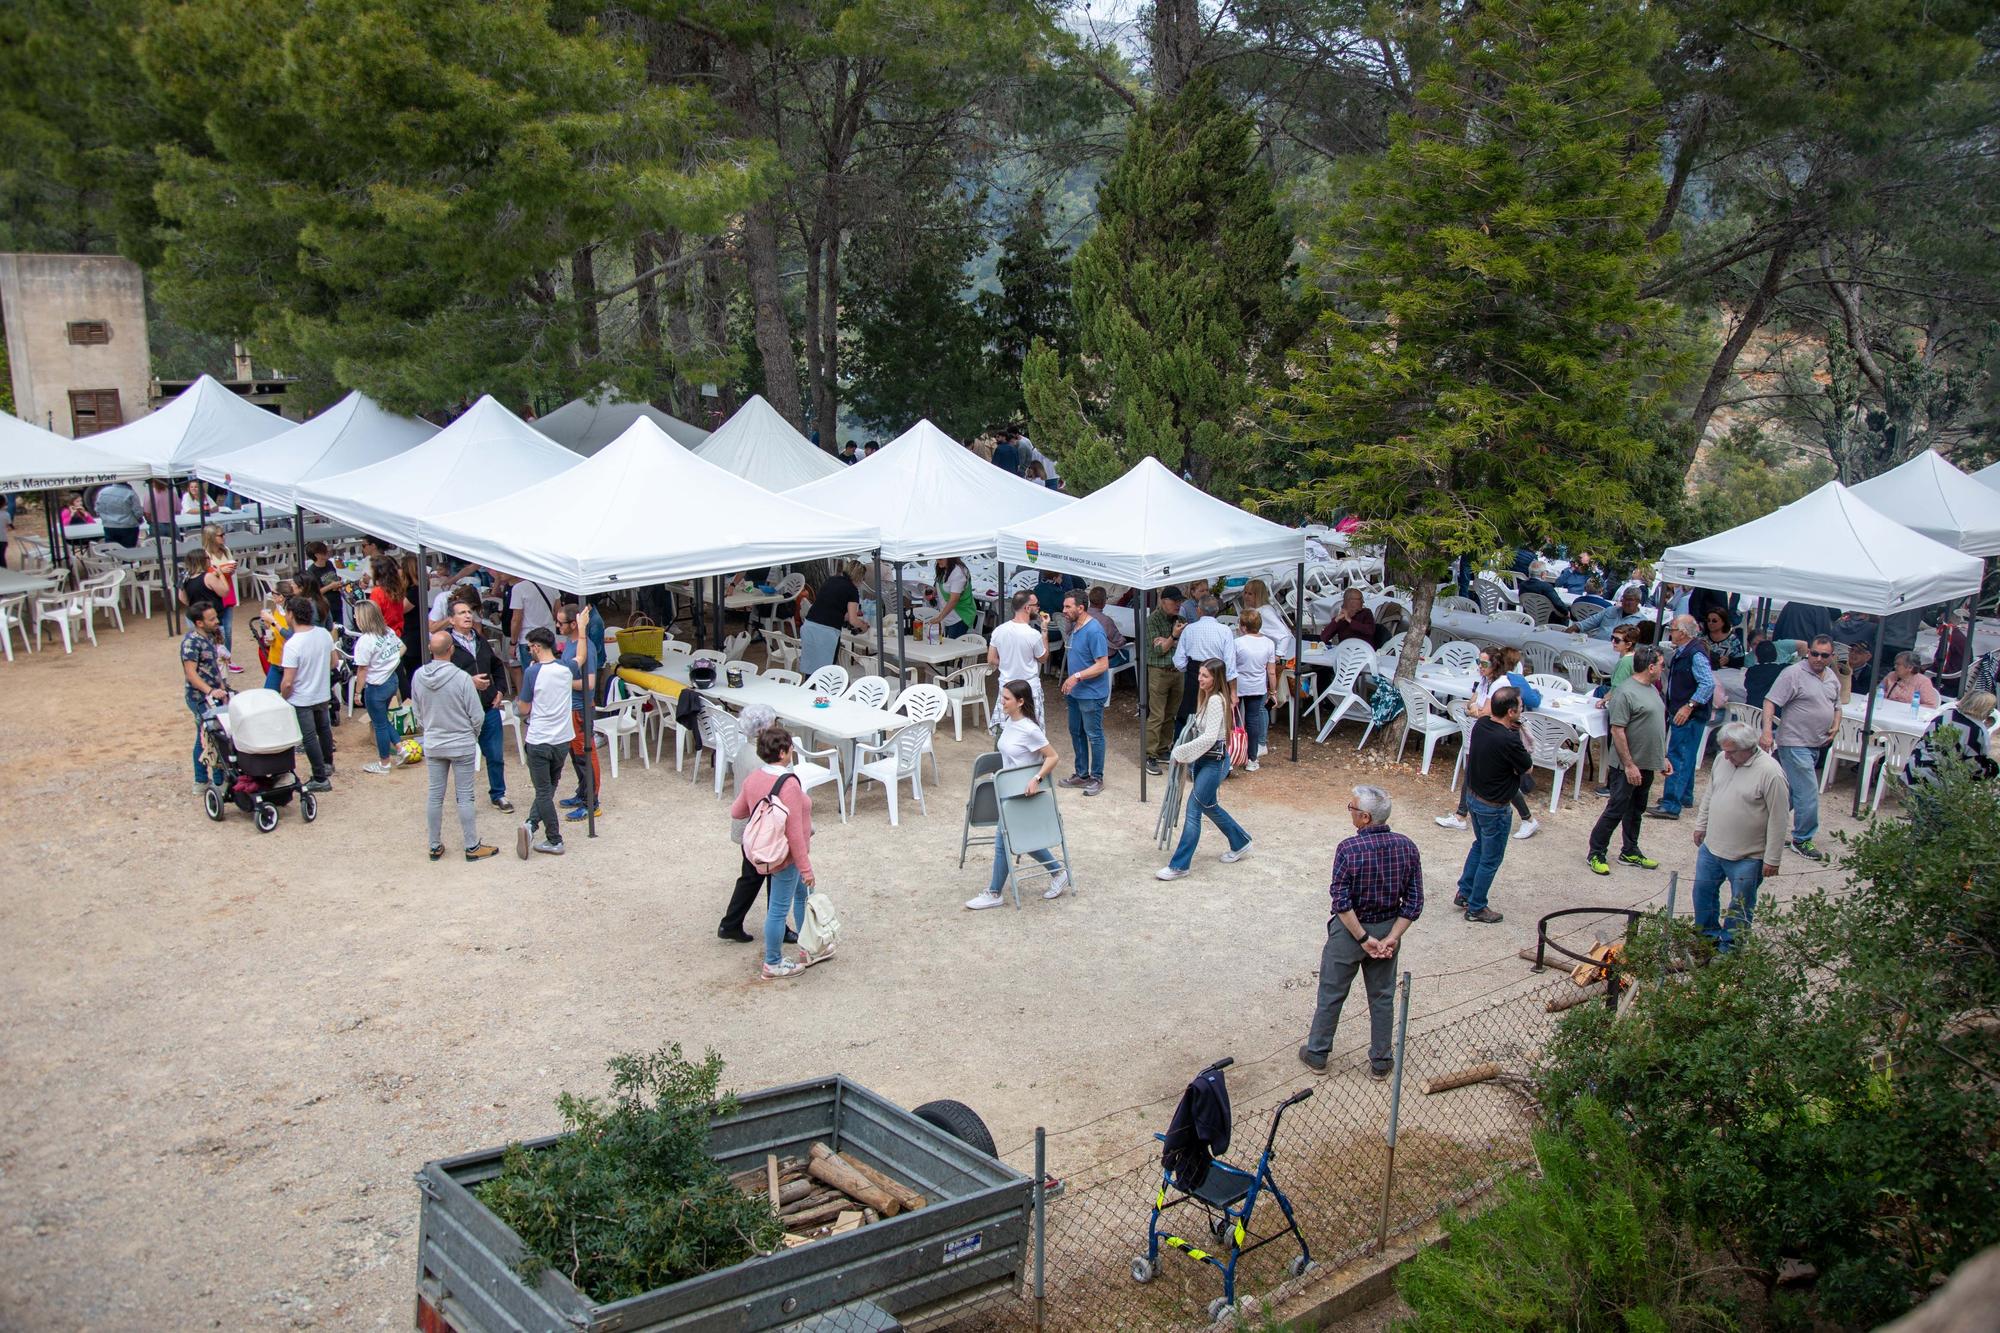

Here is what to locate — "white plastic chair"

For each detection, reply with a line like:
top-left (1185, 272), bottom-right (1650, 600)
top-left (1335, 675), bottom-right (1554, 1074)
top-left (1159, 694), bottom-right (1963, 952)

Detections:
top-left (723, 659), bottom-right (760, 680)
top-left (763, 669), bottom-right (803, 687)
top-left (789, 732), bottom-right (848, 824)
top-left (1521, 713), bottom-right (1584, 811)
top-left (1820, 715), bottom-right (1886, 794)
top-left (1520, 641), bottom-right (1560, 676)
top-left (0, 595), bottom-right (30, 660)
top-left (804, 664), bottom-right (849, 698)
top-left (691, 707), bottom-right (745, 796)
top-left (1428, 641), bottom-right (1482, 675)
top-left (1869, 731), bottom-right (1921, 813)
top-left (762, 629), bottom-right (800, 673)
top-left (1394, 681), bottom-right (1459, 774)
top-left (83, 569), bottom-right (126, 633)
top-left (591, 681), bottom-right (651, 778)
top-left (1308, 639), bottom-right (1376, 743)
top-left (1490, 609), bottom-right (1535, 627)
top-left (640, 688), bottom-right (687, 770)
top-left (936, 663), bottom-right (993, 741)
top-left (1472, 579), bottom-right (1509, 614)
top-left (33, 591), bottom-right (92, 653)
top-left (1434, 595), bottom-right (1478, 614)
top-left (851, 721), bottom-right (933, 825)
top-left (662, 637), bottom-right (692, 656)
top-left (500, 705), bottom-right (528, 764)
top-left (843, 675), bottom-right (891, 710)
top-left (1526, 673), bottom-right (1574, 696)
top-left (1518, 592), bottom-right (1556, 625)
top-left (891, 683), bottom-right (949, 785)
top-left (1556, 649), bottom-right (1600, 690)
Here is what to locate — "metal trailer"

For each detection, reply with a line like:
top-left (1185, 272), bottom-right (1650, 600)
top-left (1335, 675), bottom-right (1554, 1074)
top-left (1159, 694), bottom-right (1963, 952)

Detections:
top-left (415, 1076), bottom-right (1031, 1333)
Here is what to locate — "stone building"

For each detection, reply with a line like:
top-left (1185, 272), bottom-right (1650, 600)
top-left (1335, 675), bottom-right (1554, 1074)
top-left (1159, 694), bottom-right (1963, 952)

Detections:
top-left (0, 253), bottom-right (152, 437)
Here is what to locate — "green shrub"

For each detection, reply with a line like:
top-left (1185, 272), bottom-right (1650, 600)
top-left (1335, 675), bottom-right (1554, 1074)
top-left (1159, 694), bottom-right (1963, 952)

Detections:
top-left (476, 1046), bottom-right (782, 1303)
top-left (1394, 1098), bottom-right (1736, 1332)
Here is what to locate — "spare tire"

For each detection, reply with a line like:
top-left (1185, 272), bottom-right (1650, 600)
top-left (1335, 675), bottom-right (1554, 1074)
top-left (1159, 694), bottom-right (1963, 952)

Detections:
top-left (912, 1099), bottom-right (997, 1159)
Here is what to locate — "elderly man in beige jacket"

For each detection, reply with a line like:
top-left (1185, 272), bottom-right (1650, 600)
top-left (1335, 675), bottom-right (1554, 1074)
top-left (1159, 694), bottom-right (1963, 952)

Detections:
top-left (1691, 720), bottom-right (1791, 951)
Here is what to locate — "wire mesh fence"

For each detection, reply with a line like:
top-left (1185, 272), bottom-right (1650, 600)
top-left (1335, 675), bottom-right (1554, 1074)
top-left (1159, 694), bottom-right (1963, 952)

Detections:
top-left (782, 966), bottom-right (1589, 1333)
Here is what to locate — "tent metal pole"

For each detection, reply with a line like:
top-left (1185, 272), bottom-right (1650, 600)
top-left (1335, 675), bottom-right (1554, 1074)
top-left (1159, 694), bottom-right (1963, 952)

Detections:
top-left (1138, 586), bottom-right (1149, 804)
top-left (1963, 561), bottom-right (1986, 689)
top-left (712, 575), bottom-right (724, 650)
top-left (583, 592), bottom-right (599, 840)
top-left (1853, 616), bottom-right (1889, 818)
top-left (692, 578), bottom-right (705, 645)
top-left (893, 564), bottom-right (908, 689)
top-left (152, 490), bottom-right (174, 636)
top-left (1292, 560), bottom-right (1305, 763)
top-left (293, 509), bottom-right (306, 571)
top-left (872, 550), bottom-right (887, 670)
top-left (43, 489), bottom-right (60, 575)
top-left (167, 476), bottom-right (185, 634)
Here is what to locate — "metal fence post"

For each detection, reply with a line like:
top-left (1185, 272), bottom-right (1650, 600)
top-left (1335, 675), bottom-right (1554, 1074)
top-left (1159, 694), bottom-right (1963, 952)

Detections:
top-left (1377, 971), bottom-right (1413, 1252)
top-left (1663, 868), bottom-right (1678, 922)
top-left (1033, 1126), bottom-right (1047, 1331)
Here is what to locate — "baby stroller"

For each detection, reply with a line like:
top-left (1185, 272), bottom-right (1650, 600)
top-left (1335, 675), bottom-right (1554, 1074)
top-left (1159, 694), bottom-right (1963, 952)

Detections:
top-left (1131, 1057), bottom-right (1314, 1322)
top-left (201, 688), bottom-right (317, 832)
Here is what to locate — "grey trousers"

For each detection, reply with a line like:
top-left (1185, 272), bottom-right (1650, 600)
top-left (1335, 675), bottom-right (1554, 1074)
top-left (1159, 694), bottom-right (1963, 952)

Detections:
top-left (426, 753), bottom-right (480, 851)
top-left (1303, 919), bottom-right (1399, 1068)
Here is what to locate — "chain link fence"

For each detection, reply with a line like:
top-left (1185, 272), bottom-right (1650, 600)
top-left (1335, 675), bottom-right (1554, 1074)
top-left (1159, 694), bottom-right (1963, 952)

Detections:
top-left (794, 959), bottom-right (1607, 1333)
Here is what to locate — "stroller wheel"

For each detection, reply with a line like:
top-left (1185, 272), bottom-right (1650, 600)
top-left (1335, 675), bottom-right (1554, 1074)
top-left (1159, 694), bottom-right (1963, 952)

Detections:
top-left (1288, 1254), bottom-right (1314, 1279)
top-left (1206, 1296), bottom-right (1233, 1323)
top-left (300, 792), bottom-right (319, 823)
top-left (254, 802), bottom-right (280, 833)
top-left (202, 786), bottom-right (225, 822)
top-left (1209, 1212), bottom-right (1234, 1243)
top-left (1129, 1257), bottom-right (1155, 1285)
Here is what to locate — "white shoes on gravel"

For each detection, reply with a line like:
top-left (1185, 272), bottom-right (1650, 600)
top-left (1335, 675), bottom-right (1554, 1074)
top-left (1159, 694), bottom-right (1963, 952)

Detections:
top-left (1220, 842), bottom-right (1252, 864)
top-left (1513, 818), bottom-right (1541, 840)
top-left (1435, 813), bottom-right (1468, 829)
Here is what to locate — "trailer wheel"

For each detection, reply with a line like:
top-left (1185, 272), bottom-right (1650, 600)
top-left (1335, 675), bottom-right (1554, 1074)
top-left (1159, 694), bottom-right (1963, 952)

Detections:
top-left (202, 786), bottom-right (225, 822)
top-left (911, 1099), bottom-right (997, 1159)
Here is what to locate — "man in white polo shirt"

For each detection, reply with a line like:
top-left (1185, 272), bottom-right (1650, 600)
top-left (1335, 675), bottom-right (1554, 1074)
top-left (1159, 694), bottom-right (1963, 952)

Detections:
top-left (988, 591), bottom-right (1050, 718)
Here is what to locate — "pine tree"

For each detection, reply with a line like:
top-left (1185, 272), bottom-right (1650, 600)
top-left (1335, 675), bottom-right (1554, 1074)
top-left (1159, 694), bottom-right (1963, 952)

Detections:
top-left (1266, 0), bottom-right (1683, 677)
top-left (1022, 76), bottom-right (1294, 498)
top-left (980, 192), bottom-right (1075, 407)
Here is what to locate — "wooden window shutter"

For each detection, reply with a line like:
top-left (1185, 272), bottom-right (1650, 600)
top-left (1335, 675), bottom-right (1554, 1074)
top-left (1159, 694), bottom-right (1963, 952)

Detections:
top-left (68, 389), bottom-right (123, 436)
top-left (66, 320), bottom-right (111, 346)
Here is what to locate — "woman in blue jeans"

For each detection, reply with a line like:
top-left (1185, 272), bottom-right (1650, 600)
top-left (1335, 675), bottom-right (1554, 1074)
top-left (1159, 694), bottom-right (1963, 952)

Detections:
top-left (965, 680), bottom-right (1069, 909)
top-left (349, 601), bottom-right (406, 773)
top-left (1157, 659), bottom-right (1252, 880)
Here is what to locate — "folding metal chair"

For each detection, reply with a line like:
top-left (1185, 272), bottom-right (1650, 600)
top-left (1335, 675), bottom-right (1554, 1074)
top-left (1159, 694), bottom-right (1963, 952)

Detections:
top-left (960, 751), bottom-right (1004, 867)
top-left (992, 762), bottom-right (1073, 908)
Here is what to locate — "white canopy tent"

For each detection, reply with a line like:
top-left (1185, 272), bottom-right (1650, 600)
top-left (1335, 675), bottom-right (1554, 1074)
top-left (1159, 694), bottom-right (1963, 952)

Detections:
top-left (83, 374), bottom-right (291, 479)
top-left (995, 456), bottom-right (1309, 800)
top-left (294, 395), bottom-right (575, 551)
top-left (1848, 450), bottom-right (2000, 557)
top-left (536, 393), bottom-right (708, 456)
top-left (790, 418), bottom-right (1071, 561)
top-left (1972, 459), bottom-right (2000, 493)
top-left (692, 394), bottom-right (844, 490)
top-left (417, 418), bottom-right (880, 595)
top-left (1657, 481), bottom-right (1981, 615)
top-left (0, 410), bottom-right (149, 491)
top-left (193, 391), bottom-right (437, 512)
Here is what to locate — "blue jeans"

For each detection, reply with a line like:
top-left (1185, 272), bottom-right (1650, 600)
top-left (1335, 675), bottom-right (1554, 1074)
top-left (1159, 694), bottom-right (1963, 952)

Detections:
top-left (263, 664), bottom-right (284, 692)
top-left (1066, 696), bottom-right (1106, 778)
top-left (990, 826), bottom-right (1060, 897)
top-left (217, 603), bottom-right (234, 654)
top-left (1455, 793), bottom-right (1513, 913)
top-left (1692, 845), bottom-right (1764, 951)
top-left (943, 619), bottom-right (969, 639)
top-left (1657, 717), bottom-right (1705, 813)
top-left (478, 706), bottom-right (507, 800)
top-left (1169, 753), bottom-right (1250, 870)
top-left (363, 679), bottom-right (398, 760)
top-left (186, 694), bottom-right (211, 782)
top-left (765, 866), bottom-right (807, 966)
top-left (1241, 693), bottom-right (1268, 761)
top-left (1775, 745), bottom-right (1820, 844)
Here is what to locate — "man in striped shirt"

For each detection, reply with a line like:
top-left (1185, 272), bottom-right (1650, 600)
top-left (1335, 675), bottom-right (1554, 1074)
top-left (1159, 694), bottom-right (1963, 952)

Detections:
top-left (1300, 785), bottom-right (1423, 1081)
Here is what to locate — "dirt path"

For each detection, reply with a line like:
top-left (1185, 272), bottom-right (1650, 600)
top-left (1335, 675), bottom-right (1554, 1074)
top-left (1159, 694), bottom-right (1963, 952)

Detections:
top-left (0, 615), bottom-right (1860, 1329)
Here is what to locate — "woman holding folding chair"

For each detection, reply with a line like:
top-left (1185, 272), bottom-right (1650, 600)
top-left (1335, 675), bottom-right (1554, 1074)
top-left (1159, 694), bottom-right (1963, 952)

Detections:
top-left (965, 680), bottom-right (1070, 910)
top-left (1158, 658), bottom-right (1254, 881)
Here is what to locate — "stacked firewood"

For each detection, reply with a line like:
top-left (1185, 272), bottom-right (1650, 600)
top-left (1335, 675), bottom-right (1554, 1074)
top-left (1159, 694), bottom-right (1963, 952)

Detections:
top-left (729, 1143), bottom-right (928, 1247)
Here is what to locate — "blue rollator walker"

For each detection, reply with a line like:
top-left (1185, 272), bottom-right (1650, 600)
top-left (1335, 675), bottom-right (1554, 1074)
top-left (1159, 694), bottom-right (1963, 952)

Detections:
top-left (1131, 1057), bottom-right (1315, 1322)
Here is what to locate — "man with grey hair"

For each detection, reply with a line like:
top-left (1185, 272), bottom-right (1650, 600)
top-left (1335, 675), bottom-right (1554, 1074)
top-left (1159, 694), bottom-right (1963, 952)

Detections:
top-left (1299, 785), bottom-right (1423, 1080)
top-left (1691, 721), bottom-right (1790, 950)
top-left (1651, 613), bottom-right (1717, 820)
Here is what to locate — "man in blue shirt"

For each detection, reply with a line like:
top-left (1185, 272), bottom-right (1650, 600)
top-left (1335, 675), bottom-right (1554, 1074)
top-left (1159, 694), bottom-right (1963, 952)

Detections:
top-left (991, 430), bottom-right (1023, 476)
top-left (1651, 615), bottom-right (1717, 819)
top-left (1574, 588), bottom-right (1646, 640)
top-left (1555, 551), bottom-right (1596, 594)
top-left (1058, 590), bottom-right (1112, 796)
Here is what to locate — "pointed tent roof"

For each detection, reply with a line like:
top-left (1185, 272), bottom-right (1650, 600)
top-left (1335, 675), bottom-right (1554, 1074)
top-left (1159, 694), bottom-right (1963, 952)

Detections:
top-left (193, 392), bottom-right (438, 511)
top-left (1658, 480), bottom-right (1981, 613)
top-left (1848, 450), bottom-right (2000, 557)
top-left (294, 395), bottom-right (575, 549)
top-left (83, 374), bottom-right (292, 478)
top-left (536, 392), bottom-right (708, 455)
top-left (789, 418), bottom-right (1072, 561)
top-left (1973, 459), bottom-right (2000, 493)
top-left (691, 394), bottom-right (844, 490)
top-left (418, 419), bottom-right (879, 593)
top-left (992, 456), bottom-right (1303, 587)
top-left (0, 410), bottom-right (149, 491)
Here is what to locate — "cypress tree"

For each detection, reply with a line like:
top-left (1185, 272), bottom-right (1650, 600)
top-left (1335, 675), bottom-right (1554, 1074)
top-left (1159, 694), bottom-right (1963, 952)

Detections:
top-left (1023, 76), bottom-right (1293, 497)
top-left (981, 192), bottom-right (1075, 404)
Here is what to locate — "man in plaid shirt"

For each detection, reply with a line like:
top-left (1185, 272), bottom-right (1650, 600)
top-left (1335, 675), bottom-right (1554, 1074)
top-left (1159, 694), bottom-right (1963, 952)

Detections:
top-left (1299, 785), bottom-right (1423, 1080)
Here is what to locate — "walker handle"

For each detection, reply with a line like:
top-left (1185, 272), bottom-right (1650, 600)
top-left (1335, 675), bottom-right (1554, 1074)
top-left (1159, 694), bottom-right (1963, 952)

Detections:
top-left (1280, 1089), bottom-right (1314, 1108)
top-left (1202, 1057), bottom-right (1235, 1074)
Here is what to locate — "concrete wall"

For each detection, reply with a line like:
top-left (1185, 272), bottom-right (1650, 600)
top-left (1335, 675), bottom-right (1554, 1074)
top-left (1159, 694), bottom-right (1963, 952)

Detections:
top-left (0, 253), bottom-right (151, 437)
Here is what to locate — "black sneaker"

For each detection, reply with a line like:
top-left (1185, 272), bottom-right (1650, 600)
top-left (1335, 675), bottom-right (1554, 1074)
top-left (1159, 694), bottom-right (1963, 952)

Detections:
top-left (1144, 759), bottom-right (1164, 776)
top-left (1791, 839), bottom-right (1826, 862)
top-left (1083, 778), bottom-right (1104, 797)
top-left (784, 928), bottom-right (799, 945)
top-left (490, 796), bottom-right (515, 813)
top-left (1297, 1047), bottom-right (1328, 1075)
top-left (1369, 1063), bottom-right (1392, 1082)
top-left (1453, 893), bottom-right (1468, 909)
top-left (717, 926), bottom-right (754, 943)
top-left (1647, 805), bottom-right (1679, 820)
top-left (1464, 907), bottom-right (1505, 924)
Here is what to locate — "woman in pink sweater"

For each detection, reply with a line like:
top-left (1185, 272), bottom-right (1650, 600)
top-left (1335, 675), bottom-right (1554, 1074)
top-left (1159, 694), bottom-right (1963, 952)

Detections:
top-left (729, 724), bottom-right (817, 978)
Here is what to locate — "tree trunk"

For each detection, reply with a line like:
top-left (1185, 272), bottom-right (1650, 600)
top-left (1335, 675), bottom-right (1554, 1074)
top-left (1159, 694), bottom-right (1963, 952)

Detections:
top-left (663, 231), bottom-right (693, 415)
top-left (572, 245), bottom-right (600, 361)
top-left (1151, 0), bottom-right (1203, 100)
top-left (634, 233), bottom-right (661, 357)
top-left (1397, 570), bottom-right (1437, 685)
top-left (1680, 233), bottom-right (1798, 468)
top-left (742, 202), bottom-right (803, 426)
top-left (816, 224), bottom-right (841, 449)
top-left (702, 248), bottom-right (736, 418)
top-left (1647, 98), bottom-right (1708, 243)
top-left (802, 223), bottom-right (826, 441)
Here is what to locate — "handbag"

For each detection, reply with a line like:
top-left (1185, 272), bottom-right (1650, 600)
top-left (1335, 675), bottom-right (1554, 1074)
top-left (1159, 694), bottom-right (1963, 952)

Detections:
top-left (388, 701), bottom-right (418, 736)
top-left (617, 614), bottom-right (665, 661)
top-left (1226, 702), bottom-right (1249, 768)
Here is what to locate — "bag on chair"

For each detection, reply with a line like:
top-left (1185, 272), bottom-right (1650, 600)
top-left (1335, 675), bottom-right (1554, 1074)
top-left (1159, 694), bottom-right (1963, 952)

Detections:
top-left (1227, 703), bottom-right (1249, 768)
top-left (797, 886), bottom-right (841, 962)
top-left (742, 774), bottom-right (800, 874)
top-left (617, 613), bottom-right (665, 662)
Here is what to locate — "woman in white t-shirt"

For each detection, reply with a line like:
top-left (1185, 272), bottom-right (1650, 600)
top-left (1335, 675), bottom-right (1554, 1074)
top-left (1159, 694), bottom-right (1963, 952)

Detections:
top-left (966, 680), bottom-right (1069, 910)
top-left (1233, 610), bottom-right (1279, 770)
top-left (350, 600), bottom-right (408, 773)
top-left (1241, 579), bottom-right (1294, 660)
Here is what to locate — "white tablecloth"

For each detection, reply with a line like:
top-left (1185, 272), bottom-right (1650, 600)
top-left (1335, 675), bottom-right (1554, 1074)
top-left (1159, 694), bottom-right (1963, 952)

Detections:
top-left (1843, 695), bottom-right (1952, 739)
top-left (1428, 609), bottom-right (1622, 674)
top-left (0, 570), bottom-right (59, 597)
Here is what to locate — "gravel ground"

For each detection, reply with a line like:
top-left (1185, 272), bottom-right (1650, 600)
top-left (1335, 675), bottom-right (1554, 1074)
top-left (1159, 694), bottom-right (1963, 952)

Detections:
top-left (0, 612), bottom-right (1862, 1329)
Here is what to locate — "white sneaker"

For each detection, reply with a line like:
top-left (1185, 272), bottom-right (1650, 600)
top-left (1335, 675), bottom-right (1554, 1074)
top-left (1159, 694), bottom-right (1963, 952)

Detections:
top-left (1245, 759), bottom-right (1261, 771)
top-left (1435, 813), bottom-right (1468, 830)
top-left (964, 892), bottom-right (1006, 910)
top-left (1155, 866), bottom-right (1188, 881)
top-left (1042, 872), bottom-right (1071, 900)
top-left (1220, 842), bottom-right (1251, 864)
top-left (1513, 818), bottom-right (1541, 840)
top-left (362, 761), bottom-right (393, 775)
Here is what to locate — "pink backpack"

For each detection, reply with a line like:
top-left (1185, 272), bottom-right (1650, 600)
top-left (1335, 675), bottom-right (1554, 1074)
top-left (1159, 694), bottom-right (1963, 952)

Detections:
top-left (743, 774), bottom-right (800, 873)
